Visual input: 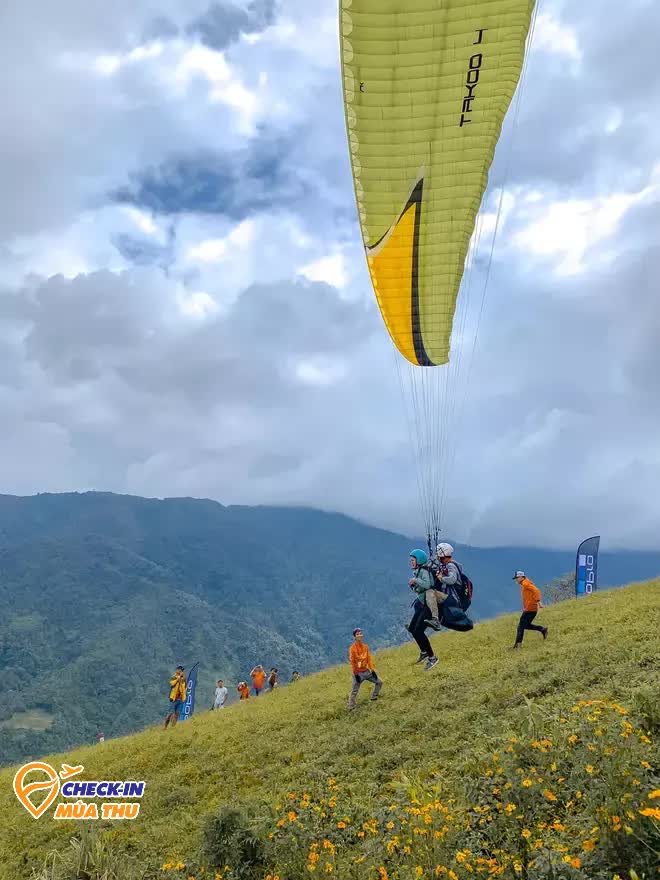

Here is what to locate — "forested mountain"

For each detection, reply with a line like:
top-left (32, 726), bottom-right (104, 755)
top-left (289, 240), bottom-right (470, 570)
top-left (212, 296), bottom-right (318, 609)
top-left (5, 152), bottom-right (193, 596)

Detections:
top-left (1, 491), bottom-right (658, 766)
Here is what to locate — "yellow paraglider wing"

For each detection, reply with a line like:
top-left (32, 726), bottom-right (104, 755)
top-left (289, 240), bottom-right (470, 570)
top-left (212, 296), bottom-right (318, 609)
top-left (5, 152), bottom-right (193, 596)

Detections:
top-left (340, 0), bottom-right (535, 366)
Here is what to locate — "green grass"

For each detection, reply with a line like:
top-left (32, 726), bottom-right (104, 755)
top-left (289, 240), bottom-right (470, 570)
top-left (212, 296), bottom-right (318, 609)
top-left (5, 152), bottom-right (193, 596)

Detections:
top-left (0, 709), bottom-right (54, 731)
top-left (1, 583), bottom-right (658, 880)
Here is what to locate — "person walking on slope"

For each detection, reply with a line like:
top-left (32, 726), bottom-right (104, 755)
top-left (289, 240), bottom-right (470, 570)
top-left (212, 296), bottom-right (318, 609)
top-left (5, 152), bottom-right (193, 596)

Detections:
top-left (164, 665), bottom-right (187, 729)
top-left (348, 627), bottom-right (382, 710)
top-left (268, 668), bottom-right (278, 691)
top-left (512, 570), bottom-right (548, 648)
top-left (250, 665), bottom-right (266, 696)
top-left (237, 681), bottom-right (250, 700)
top-left (212, 678), bottom-right (228, 710)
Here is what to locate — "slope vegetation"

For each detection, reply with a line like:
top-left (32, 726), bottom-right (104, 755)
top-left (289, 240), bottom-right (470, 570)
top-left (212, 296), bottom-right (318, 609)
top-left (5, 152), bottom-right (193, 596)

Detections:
top-left (1, 583), bottom-right (658, 880)
top-left (3, 491), bottom-right (660, 766)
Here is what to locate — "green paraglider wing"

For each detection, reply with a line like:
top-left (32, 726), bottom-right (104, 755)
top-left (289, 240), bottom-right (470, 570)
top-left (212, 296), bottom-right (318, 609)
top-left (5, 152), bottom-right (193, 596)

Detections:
top-left (340, 0), bottom-right (535, 366)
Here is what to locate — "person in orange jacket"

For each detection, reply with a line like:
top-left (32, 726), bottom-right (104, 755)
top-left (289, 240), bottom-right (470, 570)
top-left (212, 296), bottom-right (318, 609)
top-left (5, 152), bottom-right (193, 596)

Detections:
top-left (237, 681), bottom-right (250, 700)
top-left (348, 627), bottom-right (382, 710)
top-left (250, 665), bottom-right (266, 696)
top-left (512, 570), bottom-right (548, 648)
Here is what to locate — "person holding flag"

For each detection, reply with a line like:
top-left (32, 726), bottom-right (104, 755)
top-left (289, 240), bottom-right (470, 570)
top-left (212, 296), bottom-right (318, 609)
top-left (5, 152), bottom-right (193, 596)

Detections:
top-left (164, 665), bottom-right (187, 729)
top-left (512, 571), bottom-right (548, 648)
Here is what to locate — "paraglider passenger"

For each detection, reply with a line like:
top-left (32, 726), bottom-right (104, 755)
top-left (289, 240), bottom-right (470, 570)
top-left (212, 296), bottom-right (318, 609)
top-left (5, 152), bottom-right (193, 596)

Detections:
top-left (164, 665), bottom-right (187, 729)
top-left (409, 548), bottom-right (446, 633)
top-left (512, 570), bottom-right (548, 648)
top-left (348, 627), bottom-right (382, 710)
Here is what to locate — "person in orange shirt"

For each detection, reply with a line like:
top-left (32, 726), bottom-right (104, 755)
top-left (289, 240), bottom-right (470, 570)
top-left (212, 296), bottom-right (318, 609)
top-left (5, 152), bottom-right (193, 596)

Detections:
top-left (348, 627), bottom-right (382, 710)
top-left (250, 665), bottom-right (266, 696)
top-left (512, 570), bottom-right (548, 648)
top-left (237, 681), bottom-right (250, 700)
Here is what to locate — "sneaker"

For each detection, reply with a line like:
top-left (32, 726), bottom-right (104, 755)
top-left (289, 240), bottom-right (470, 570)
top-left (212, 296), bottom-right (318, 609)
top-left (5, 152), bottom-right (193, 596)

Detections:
top-left (542, 627), bottom-right (548, 640)
top-left (415, 652), bottom-right (429, 664)
top-left (511, 643), bottom-right (521, 650)
top-left (427, 617), bottom-right (442, 631)
top-left (424, 656), bottom-right (439, 672)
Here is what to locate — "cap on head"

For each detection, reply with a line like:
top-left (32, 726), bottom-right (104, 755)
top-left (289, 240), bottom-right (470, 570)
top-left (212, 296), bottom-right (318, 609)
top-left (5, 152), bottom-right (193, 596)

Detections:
top-left (436, 542), bottom-right (454, 558)
top-left (513, 570), bottom-right (526, 579)
top-left (410, 549), bottom-right (429, 566)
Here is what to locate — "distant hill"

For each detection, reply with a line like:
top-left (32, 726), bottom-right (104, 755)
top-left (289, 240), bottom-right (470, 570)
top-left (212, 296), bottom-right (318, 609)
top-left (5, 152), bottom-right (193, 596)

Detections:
top-left (0, 491), bottom-right (658, 766)
top-left (1, 582), bottom-right (657, 880)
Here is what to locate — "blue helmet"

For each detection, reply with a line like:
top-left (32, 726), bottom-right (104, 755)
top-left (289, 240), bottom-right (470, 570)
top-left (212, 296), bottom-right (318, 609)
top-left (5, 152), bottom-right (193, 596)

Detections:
top-left (410, 549), bottom-right (429, 566)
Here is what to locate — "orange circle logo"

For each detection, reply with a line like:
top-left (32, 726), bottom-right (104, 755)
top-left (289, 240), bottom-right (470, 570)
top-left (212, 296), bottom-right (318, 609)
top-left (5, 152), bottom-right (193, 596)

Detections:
top-left (13, 762), bottom-right (61, 819)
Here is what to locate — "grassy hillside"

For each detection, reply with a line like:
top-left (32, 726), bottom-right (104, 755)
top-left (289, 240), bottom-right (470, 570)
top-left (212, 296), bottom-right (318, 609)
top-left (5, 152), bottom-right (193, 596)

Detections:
top-left (1, 582), bottom-right (658, 880)
top-left (3, 491), bottom-right (660, 766)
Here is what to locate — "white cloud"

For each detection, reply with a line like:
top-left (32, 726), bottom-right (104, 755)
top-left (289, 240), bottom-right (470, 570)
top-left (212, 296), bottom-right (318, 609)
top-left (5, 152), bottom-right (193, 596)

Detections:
top-left (534, 11), bottom-right (581, 62)
top-left (512, 179), bottom-right (659, 275)
top-left (298, 253), bottom-right (348, 289)
top-left (2, 0), bottom-right (660, 550)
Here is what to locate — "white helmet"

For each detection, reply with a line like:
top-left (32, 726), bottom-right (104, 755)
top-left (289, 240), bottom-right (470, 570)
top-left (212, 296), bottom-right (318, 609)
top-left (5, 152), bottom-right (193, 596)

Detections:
top-left (436, 542), bottom-right (454, 558)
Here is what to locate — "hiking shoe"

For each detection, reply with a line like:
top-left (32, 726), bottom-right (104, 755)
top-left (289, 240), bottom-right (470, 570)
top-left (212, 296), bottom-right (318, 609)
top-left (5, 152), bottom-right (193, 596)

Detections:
top-left (424, 656), bottom-right (439, 672)
top-left (415, 652), bottom-right (429, 664)
top-left (542, 627), bottom-right (548, 640)
top-left (427, 617), bottom-right (442, 631)
top-left (511, 643), bottom-right (521, 650)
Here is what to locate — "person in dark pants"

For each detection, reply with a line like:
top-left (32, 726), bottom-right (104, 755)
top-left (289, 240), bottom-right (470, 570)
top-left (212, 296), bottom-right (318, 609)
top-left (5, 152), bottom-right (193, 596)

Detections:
top-left (348, 627), bottom-right (383, 710)
top-left (407, 600), bottom-right (439, 671)
top-left (512, 570), bottom-right (548, 648)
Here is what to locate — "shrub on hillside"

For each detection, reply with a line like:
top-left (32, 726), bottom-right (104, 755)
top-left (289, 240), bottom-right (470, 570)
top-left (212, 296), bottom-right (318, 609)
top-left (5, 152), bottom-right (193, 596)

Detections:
top-left (168, 700), bottom-right (658, 880)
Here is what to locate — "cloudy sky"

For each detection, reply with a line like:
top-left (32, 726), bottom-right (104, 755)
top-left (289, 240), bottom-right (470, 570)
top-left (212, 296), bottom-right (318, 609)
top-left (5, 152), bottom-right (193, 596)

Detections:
top-left (1, 0), bottom-right (658, 549)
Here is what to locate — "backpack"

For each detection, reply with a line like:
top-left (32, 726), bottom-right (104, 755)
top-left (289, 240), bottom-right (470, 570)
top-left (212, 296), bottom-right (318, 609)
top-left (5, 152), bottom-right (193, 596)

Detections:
top-left (434, 560), bottom-right (473, 611)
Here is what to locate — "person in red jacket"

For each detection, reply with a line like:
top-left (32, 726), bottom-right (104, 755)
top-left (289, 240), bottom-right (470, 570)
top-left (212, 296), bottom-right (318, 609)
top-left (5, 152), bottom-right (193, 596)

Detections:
top-left (512, 570), bottom-right (548, 648)
top-left (348, 627), bottom-right (382, 710)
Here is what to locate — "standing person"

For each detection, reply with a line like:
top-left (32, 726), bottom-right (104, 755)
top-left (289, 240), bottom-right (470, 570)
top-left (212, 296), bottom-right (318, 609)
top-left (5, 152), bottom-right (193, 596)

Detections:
top-left (250, 665), bottom-right (266, 696)
top-left (268, 668), bottom-right (278, 691)
top-left (291, 671), bottom-right (301, 683)
top-left (212, 679), bottom-right (228, 710)
top-left (95, 730), bottom-right (105, 744)
top-left (164, 665), bottom-right (187, 729)
top-left (348, 627), bottom-right (382, 711)
top-left (237, 681), bottom-right (250, 700)
top-left (512, 570), bottom-right (548, 648)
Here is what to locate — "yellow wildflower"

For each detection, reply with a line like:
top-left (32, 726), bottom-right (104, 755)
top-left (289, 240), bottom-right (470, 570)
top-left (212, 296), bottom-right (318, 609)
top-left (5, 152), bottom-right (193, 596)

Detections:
top-left (639, 807), bottom-right (660, 820)
top-left (543, 790), bottom-right (557, 802)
